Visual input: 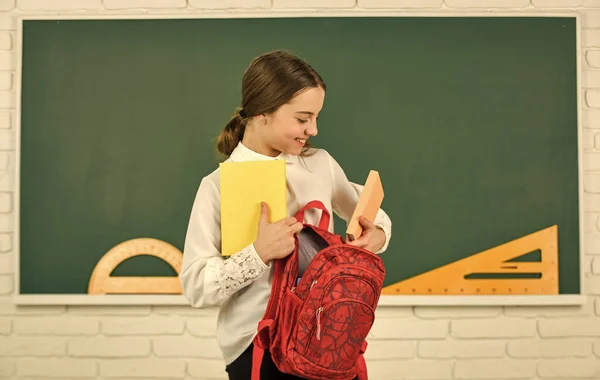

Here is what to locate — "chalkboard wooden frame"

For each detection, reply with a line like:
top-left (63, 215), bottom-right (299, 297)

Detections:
top-left (11, 12), bottom-right (586, 306)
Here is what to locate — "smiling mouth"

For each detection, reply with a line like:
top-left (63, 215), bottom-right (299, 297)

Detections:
top-left (295, 138), bottom-right (306, 145)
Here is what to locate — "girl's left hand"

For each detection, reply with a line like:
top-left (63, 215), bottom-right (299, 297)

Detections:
top-left (346, 216), bottom-right (386, 253)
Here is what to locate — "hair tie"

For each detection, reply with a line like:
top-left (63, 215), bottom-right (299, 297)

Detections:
top-left (236, 107), bottom-right (246, 119)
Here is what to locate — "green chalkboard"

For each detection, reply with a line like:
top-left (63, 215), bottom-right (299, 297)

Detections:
top-left (18, 16), bottom-right (581, 296)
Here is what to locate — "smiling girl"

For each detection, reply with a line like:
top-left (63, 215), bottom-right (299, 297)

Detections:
top-left (180, 50), bottom-right (392, 380)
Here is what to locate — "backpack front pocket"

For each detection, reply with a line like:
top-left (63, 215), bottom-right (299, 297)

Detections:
top-left (299, 298), bottom-right (375, 372)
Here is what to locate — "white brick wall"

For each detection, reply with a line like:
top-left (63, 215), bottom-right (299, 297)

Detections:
top-left (0, 1), bottom-right (599, 380)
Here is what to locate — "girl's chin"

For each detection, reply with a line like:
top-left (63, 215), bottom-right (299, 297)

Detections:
top-left (289, 144), bottom-right (304, 155)
top-left (279, 143), bottom-right (303, 155)
top-left (274, 140), bottom-right (305, 156)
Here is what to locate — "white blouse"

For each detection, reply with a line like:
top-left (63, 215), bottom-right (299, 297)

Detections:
top-left (179, 141), bottom-right (393, 365)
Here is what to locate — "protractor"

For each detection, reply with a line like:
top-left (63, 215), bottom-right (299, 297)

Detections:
top-left (88, 237), bottom-right (183, 295)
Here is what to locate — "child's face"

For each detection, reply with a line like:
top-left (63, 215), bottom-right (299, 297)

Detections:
top-left (262, 86), bottom-right (325, 156)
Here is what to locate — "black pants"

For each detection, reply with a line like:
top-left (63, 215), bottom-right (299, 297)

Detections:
top-left (226, 343), bottom-right (359, 380)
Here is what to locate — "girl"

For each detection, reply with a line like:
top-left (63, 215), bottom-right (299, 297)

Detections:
top-left (180, 50), bottom-right (392, 380)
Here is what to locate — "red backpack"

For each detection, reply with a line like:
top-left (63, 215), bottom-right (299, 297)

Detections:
top-left (251, 200), bottom-right (386, 380)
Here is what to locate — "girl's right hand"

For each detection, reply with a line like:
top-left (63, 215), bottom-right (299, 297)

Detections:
top-left (254, 202), bottom-right (303, 264)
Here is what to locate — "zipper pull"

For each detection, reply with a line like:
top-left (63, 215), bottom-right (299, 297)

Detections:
top-left (310, 280), bottom-right (317, 290)
top-left (316, 307), bottom-right (323, 340)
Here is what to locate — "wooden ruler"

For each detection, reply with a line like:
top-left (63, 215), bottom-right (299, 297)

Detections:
top-left (88, 238), bottom-right (183, 295)
top-left (381, 225), bottom-right (558, 295)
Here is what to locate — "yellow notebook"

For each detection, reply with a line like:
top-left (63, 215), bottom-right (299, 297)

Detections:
top-left (219, 159), bottom-right (287, 256)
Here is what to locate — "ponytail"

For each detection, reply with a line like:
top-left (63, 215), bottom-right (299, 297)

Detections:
top-left (216, 107), bottom-right (246, 156)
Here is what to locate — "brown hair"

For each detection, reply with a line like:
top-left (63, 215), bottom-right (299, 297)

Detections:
top-left (216, 50), bottom-right (326, 157)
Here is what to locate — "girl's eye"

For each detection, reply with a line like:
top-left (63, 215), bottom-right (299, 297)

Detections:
top-left (297, 118), bottom-right (308, 124)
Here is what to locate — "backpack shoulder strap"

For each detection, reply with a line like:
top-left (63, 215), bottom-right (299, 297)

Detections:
top-left (294, 200), bottom-right (330, 230)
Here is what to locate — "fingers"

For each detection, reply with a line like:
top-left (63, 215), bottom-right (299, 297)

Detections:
top-left (290, 221), bottom-right (304, 234)
top-left (284, 216), bottom-right (300, 226)
top-left (358, 216), bottom-right (376, 230)
top-left (259, 202), bottom-right (270, 225)
top-left (347, 235), bottom-right (368, 248)
top-left (273, 216), bottom-right (299, 226)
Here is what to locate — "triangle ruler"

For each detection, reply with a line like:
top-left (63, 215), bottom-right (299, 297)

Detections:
top-left (381, 225), bottom-right (558, 296)
top-left (88, 238), bottom-right (183, 295)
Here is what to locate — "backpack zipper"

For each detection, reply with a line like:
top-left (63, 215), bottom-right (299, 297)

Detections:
top-left (315, 307), bottom-right (323, 340)
top-left (291, 279), bottom-right (317, 293)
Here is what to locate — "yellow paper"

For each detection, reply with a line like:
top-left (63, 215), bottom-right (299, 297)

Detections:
top-left (219, 159), bottom-right (287, 256)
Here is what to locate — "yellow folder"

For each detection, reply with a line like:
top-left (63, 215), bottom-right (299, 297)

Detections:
top-left (219, 159), bottom-right (287, 256)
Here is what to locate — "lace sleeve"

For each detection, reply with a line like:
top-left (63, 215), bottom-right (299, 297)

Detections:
top-left (217, 243), bottom-right (271, 297)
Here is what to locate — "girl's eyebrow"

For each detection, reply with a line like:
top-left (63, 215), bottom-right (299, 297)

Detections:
top-left (295, 111), bottom-right (314, 115)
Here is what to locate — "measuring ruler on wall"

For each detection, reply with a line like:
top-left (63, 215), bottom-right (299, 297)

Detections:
top-left (88, 238), bottom-right (183, 295)
top-left (381, 225), bottom-right (558, 296)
